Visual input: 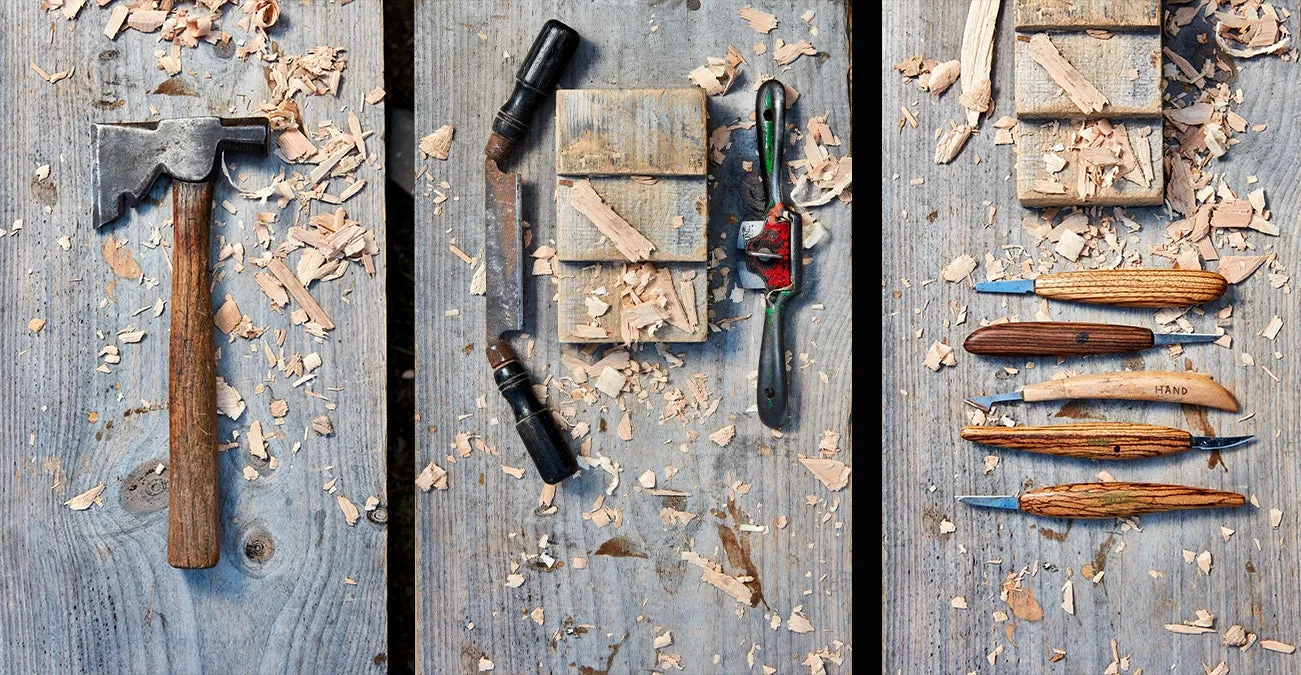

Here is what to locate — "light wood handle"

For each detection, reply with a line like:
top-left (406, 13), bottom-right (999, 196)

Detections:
top-left (1021, 371), bottom-right (1238, 411)
top-left (963, 322), bottom-right (1154, 356)
top-left (961, 422), bottom-right (1192, 459)
top-left (168, 179), bottom-right (221, 569)
top-left (1019, 482), bottom-right (1245, 518)
top-left (1035, 270), bottom-right (1227, 308)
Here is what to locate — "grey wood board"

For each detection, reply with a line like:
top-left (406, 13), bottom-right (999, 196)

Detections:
top-left (885, 1), bottom-right (1300, 672)
top-left (555, 262), bottom-right (708, 343)
top-left (555, 88), bottom-right (707, 176)
top-left (555, 177), bottom-right (708, 262)
top-left (1014, 30), bottom-right (1162, 118)
top-left (416, 1), bottom-right (852, 673)
top-left (1015, 119), bottom-right (1163, 207)
top-left (0, 4), bottom-right (387, 671)
top-left (1013, 0), bottom-right (1160, 30)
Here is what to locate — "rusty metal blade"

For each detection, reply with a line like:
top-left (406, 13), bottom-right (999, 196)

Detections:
top-left (485, 158), bottom-right (523, 338)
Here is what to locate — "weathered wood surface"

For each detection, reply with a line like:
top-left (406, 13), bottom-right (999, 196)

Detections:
top-left (555, 177), bottom-right (708, 262)
top-left (1014, 0), bottom-right (1160, 30)
top-left (416, 1), bottom-right (852, 672)
top-left (1016, 120), bottom-right (1164, 206)
top-left (556, 262), bottom-right (709, 343)
top-left (0, 4), bottom-right (387, 671)
top-left (555, 88), bottom-right (708, 176)
top-left (885, 1), bottom-right (1301, 672)
top-left (1014, 31), bottom-right (1162, 118)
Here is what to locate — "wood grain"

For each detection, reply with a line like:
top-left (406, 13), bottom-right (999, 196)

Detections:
top-left (1018, 482), bottom-right (1246, 518)
top-left (1013, 0), bottom-right (1160, 30)
top-left (555, 177), bottom-right (708, 262)
top-left (961, 422), bottom-right (1194, 459)
top-left (1020, 371), bottom-right (1239, 411)
top-left (555, 262), bottom-right (708, 343)
top-left (963, 321), bottom-right (1154, 356)
top-left (415, 2), bottom-right (852, 672)
top-left (1015, 120), bottom-right (1165, 206)
top-left (1014, 31), bottom-right (1161, 118)
top-left (555, 88), bottom-right (707, 176)
top-left (0, 3), bottom-right (387, 670)
top-left (1034, 269), bottom-right (1228, 307)
top-left (167, 180), bottom-right (220, 570)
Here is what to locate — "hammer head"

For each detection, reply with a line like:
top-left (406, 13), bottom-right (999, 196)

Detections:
top-left (92, 116), bottom-right (270, 228)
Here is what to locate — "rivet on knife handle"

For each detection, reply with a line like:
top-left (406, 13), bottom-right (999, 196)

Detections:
top-left (962, 321), bottom-right (1220, 357)
top-left (485, 19), bottom-right (580, 164)
top-left (958, 482), bottom-right (1246, 519)
top-left (975, 269), bottom-right (1228, 308)
top-left (964, 370), bottom-right (1239, 412)
top-left (960, 423), bottom-right (1252, 460)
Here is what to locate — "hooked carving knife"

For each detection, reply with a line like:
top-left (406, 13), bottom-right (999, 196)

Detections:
top-left (975, 269), bottom-right (1227, 308)
top-left (483, 20), bottom-right (581, 484)
top-left (957, 482), bottom-right (1245, 518)
top-left (964, 370), bottom-right (1239, 412)
top-left (963, 321), bottom-right (1220, 357)
top-left (737, 79), bottom-right (802, 429)
top-left (961, 422), bottom-right (1252, 460)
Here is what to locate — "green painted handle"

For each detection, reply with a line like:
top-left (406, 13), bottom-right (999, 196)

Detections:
top-left (757, 79), bottom-right (786, 209)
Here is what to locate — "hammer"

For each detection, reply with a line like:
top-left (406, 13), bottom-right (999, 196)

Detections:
top-left (93, 117), bottom-right (270, 569)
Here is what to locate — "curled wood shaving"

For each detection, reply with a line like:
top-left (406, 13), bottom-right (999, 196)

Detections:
top-left (688, 46), bottom-right (745, 96)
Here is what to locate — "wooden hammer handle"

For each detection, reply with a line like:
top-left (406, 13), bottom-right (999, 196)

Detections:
top-left (1021, 370), bottom-right (1238, 411)
top-left (1035, 270), bottom-right (1227, 307)
top-left (961, 422), bottom-right (1192, 459)
top-left (168, 179), bottom-right (221, 569)
top-left (1019, 482), bottom-right (1245, 518)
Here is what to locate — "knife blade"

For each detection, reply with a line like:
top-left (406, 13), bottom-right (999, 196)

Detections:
top-left (482, 19), bottom-right (581, 485)
top-left (960, 422), bottom-right (1252, 460)
top-left (963, 370), bottom-right (1239, 412)
top-left (974, 269), bottom-right (1227, 308)
top-left (956, 482), bottom-right (1245, 518)
top-left (962, 321), bottom-right (1220, 357)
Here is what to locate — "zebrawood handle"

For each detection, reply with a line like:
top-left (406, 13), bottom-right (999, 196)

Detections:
top-left (1020, 370), bottom-right (1238, 411)
top-left (963, 322), bottom-right (1154, 356)
top-left (1019, 482), bottom-right (1245, 518)
top-left (1034, 270), bottom-right (1227, 307)
top-left (168, 179), bottom-right (221, 569)
top-left (961, 422), bottom-right (1193, 459)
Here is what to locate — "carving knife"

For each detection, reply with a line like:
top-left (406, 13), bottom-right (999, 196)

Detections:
top-left (974, 269), bottom-right (1227, 308)
top-left (961, 422), bottom-right (1252, 460)
top-left (963, 321), bottom-right (1220, 357)
top-left (483, 19), bottom-right (580, 484)
top-left (963, 370), bottom-right (1238, 412)
top-left (956, 482), bottom-right (1245, 518)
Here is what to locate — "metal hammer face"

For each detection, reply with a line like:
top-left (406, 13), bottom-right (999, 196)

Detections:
top-left (92, 116), bottom-right (270, 228)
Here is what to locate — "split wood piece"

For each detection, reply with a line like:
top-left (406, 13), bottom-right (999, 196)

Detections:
top-left (556, 177), bottom-right (707, 262)
top-left (1015, 120), bottom-right (1163, 206)
top-left (1014, 0), bottom-right (1159, 30)
top-left (959, 0), bottom-right (1002, 126)
top-left (266, 258), bottom-right (335, 330)
top-left (1015, 32), bottom-right (1159, 118)
top-left (565, 179), bottom-right (656, 262)
top-left (555, 89), bottom-right (707, 176)
top-left (557, 262), bottom-right (708, 343)
top-left (1019, 482), bottom-right (1244, 518)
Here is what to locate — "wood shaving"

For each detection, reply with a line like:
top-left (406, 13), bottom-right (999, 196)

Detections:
top-left (419, 125), bottom-right (454, 160)
top-left (709, 424), bottom-right (736, 447)
top-left (772, 39), bottom-right (816, 66)
top-left (689, 46), bottom-right (745, 96)
top-left (336, 495), bottom-right (360, 525)
top-left (799, 458), bottom-right (850, 490)
top-left (416, 461), bottom-right (448, 491)
top-left (1025, 33), bottom-right (1109, 114)
top-left (567, 180), bottom-right (655, 262)
top-left (737, 6), bottom-right (777, 33)
top-left (64, 482), bottom-right (106, 511)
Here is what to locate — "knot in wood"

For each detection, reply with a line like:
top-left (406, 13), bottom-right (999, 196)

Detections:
top-left (243, 531), bottom-right (275, 563)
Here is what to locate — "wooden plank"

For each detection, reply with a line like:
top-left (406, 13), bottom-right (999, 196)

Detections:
top-left (1014, 0), bottom-right (1160, 30)
top-left (1015, 119), bottom-right (1164, 206)
top-left (1014, 30), bottom-right (1162, 118)
top-left (885, 0), bottom-right (1301, 671)
top-left (415, 2), bottom-right (852, 673)
top-left (556, 262), bottom-right (708, 343)
top-left (555, 88), bottom-right (708, 176)
top-left (0, 4), bottom-right (386, 671)
top-left (556, 177), bottom-right (708, 262)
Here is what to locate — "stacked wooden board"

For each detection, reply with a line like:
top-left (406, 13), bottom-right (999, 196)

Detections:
top-left (1014, 0), bottom-right (1165, 206)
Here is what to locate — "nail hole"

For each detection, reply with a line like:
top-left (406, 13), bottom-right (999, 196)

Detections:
top-left (763, 109), bottom-right (774, 121)
top-left (764, 387), bottom-right (776, 400)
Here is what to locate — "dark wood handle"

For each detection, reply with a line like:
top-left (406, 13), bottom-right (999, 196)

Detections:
top-left (486, 338), bottom-right (578, 484)
top-left (961, 422), bottom-right (1192, 459)
top-left (1035, 270), bottom-right (1227, 307)
top-left (168, 179), bottom-right (221, 569)
top-left (1020, 482), bottom-right (1245, 518)
top-left (963, 322), bottom-right (1154, 356)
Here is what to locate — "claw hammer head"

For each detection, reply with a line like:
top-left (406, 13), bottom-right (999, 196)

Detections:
top-left (92, 116), bottom-right (271, 227)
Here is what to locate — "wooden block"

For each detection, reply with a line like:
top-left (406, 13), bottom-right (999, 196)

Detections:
top-left (1014, 0), bottom-right (1159, 30)
top-left (1015, 120), bottom-right (1164, 207)
top-left (555, 177), bottom-right (707, 263)
top-left (556, 262), bottom-right (707, 343)
top-left (1015, 31), bottom-right (1161, 118)
top-left (555, 88), bottom-right (707, 176)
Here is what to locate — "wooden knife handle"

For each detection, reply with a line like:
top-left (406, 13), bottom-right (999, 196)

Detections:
top-left (1021, 370), bottom-right (1238, 411)
top-left (1035, 270), bottom-right (1227, 307)
top-left (961, 422), bottom-right (1192, 459)
top-left (168, 179), bottom-right (221, 569)
top-left (963, 322), bottom-right (1154, 356)
top-left (1019, 482), bottom-right (1245, 518)
top-left (486, 339), bottom-right (579, 484)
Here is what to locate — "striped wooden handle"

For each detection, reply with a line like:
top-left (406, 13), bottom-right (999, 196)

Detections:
top-left (1035, 270), bottom-right (1227, 307)
top-left (1020, 371), bottom-right (1238, 411)
top-left (961, 422), bottom-right (1192, 459)
top-left (962, 322), bottom-right (1153, 356)
top-left (1019, 482), bottom-right (1245, 518)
